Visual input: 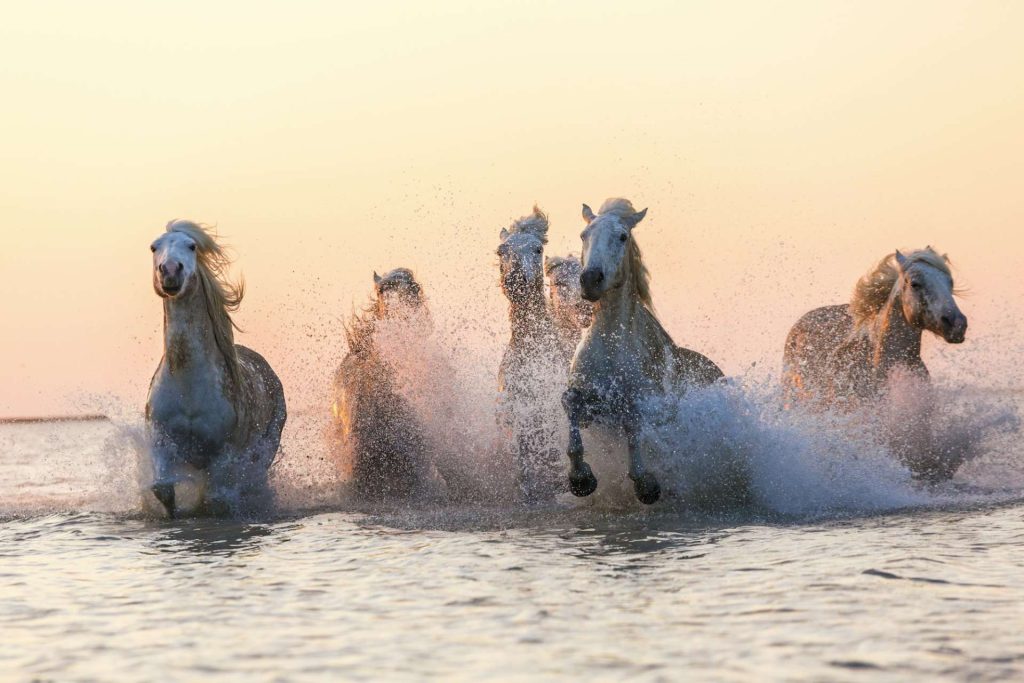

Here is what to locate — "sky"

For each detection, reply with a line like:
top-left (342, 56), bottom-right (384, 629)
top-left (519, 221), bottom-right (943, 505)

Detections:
top-left (0, 1), bottom-right (1021, 417)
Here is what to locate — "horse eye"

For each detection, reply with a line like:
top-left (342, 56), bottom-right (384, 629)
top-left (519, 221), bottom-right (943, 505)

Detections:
top-left (535, 247), bottom-right (542, 255)
top-left (910, 281), bottom-right (922, 290)
top-left (619, 234), bottom-right (628, 242)
top-left (150, 245), bottom-right (156, 252)
top-left (188, 243), bottom-right (196, 252)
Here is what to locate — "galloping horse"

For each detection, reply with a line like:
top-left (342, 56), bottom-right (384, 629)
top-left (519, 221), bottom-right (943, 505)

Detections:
top-left (332, 268), bottom-right (436, 500)
top-left (497, 205), bottom-right (566, 501)
top-left (544, 254), bottom-right (593, 365)
top-left (146, 220), bottom-right (286, 517)
top-left (783, 248), bottom-right (967, 478)
top-left (563, 199), bottom-right (723, 504)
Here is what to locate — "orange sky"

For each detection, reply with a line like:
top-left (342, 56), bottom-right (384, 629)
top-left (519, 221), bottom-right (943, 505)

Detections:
top-left (1, 1), bottom-right (1021, 417)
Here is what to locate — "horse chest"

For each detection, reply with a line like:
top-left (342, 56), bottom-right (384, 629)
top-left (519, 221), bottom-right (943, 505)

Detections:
top-left (148, 366), bottom-right (236, 447)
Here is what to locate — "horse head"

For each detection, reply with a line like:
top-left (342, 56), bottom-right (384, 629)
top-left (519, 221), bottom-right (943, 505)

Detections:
top-left (498, 205), bottom-right (549, 305)
top-left (578, 198), bottom-right (647, 302)
top-left (894, 249), bottom-right (967, 344)
top-left (373, 268), bottom-right (424, 319)
top-left (545, 254), bottom-right (592, 329)
top-left (151, 223), bottom-right (201, 299)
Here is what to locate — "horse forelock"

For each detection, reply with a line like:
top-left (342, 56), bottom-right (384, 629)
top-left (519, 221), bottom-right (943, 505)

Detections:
top-left (597, 197), bottom-right (638, 217)
top-left (166, 220), bottom-right (244, 387)
top-left (850, 247), bottom-right (954, 327)
top-left (508, 205), bottom-right (549, 243)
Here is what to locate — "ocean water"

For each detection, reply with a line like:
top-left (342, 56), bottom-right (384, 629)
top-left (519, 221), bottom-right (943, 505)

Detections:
top-left (2, 380), bottom-right (1023, 682)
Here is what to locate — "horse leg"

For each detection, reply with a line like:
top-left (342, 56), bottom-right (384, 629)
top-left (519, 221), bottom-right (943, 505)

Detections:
top-left (562, 388), bottom-right (597, 497)
top-left (626, 422), bottom-right (660, 505)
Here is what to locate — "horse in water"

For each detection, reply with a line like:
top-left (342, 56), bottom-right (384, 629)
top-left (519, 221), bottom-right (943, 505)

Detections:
top-left (146, 220), bottom-right (287, 517)
top-left (332, 268), bottom-right (437, 500)
top-left (497, 205), bottom-right (566, 501)
top-left (563, 199), bottom-right (723, 504)
top-left (783, 248), bottom-right (967, 479)
top-left (545, 254), bottom-right (593, 365)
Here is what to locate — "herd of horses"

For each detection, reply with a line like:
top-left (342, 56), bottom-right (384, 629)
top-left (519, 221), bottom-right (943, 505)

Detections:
top-left (144, 200), bottom-right (967, 517)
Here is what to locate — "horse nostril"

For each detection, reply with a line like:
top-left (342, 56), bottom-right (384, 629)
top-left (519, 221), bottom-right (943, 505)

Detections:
top-left (941, 315), bottom-right (954, 329)
top-left (175, 262), bottom-right (184, 274)
top-left (580, 269), bottom-right (603, 290)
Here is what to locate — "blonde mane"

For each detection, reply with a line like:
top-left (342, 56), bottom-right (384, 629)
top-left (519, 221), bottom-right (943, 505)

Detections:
top-left (165, 220), bottom-right (244, 386)
top-left (596, 198), bottom-right (653, 310)
top-left (850, 247), bottom-right (954, 326)
top-left (508, 204), bottom-right (549, 243)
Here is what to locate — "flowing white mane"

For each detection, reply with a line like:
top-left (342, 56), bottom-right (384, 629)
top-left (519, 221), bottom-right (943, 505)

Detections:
top-left (165, 219), bottom-right (244, 386)
top-left (850, 247), bottom-right (954, 326)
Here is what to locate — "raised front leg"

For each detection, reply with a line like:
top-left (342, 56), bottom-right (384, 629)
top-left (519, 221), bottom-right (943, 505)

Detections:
top-left (562, 388), bottom-right (597, 497)
top-left (626, 422), bottom-right (660, 505)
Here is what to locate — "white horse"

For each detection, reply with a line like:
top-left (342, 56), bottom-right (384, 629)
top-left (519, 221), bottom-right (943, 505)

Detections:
top-left (545, 254), bottom-right (593, 365)
top-left (497, 205), bottom-right (566, 501)
top-left (563, 199), bottom-right (723, 504)
top-left (146, 220), bottom-right (286, 517)
top-left (783, 248), bottom-right (967, 478)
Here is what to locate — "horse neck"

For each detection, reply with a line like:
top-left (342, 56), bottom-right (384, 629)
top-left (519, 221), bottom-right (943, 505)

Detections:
top-left (551, 308), bottom-right (580, 346)
top-left (591, 254), bottom-right (649, 339)
top-left (162, 285), bottom-right (227, 378)
top-left (507, 288), bottom-right (552, 343)
top-left (869, 289), bottom-right (922, 371)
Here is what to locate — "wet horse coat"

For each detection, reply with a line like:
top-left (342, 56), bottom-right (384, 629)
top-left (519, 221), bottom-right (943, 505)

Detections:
top-left (332, 268), bottom-right (435, 500)
top-left (146, 220), bottom-right (286, 517)
top-left (564, 199), bottom-right (723, 504)
top-left (783, 248), bottom-right (967, 478)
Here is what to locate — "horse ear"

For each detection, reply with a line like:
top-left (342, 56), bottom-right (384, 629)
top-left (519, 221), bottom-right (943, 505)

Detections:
top-left (373, 271), bottom-right (382, 285)
top-left (895, 250), bottom-right (908, 269)
top-left (500, 228), bottom-right (510, 241)
top-left (582, 204), bottom-right (596, 223)
top-left (627, 207), bottom-right (648, 228)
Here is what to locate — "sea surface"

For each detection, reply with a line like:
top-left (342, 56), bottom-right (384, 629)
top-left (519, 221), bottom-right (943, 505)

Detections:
top-left (2, 397), bottom-right (1023, 682)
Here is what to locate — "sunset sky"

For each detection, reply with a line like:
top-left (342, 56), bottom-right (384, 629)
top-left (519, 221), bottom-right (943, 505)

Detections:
top-left (1, 1), bottom-right (1021, 417)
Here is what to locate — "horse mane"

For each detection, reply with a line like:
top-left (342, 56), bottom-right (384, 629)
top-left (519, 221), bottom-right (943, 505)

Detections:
top-left (165, 219), bottom-right (244, 388)
top-left (596, 198), bottom-right (653, 310)
top-left (508, 204), bottom-right (549, 243)
top-left (850, 247), bottom-right (953, 326)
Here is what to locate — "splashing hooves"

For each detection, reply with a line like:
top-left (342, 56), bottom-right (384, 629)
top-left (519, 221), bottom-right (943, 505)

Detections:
top-left (632, 472), bottom-right (661, 505)
top-left (568, 462), bottom-right (598, 497)
top-left (151, 482), bottom-right (176, 519)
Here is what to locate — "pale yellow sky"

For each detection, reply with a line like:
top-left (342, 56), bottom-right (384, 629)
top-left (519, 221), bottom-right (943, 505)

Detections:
top-left (1, 1), bottom-right (1021, 416)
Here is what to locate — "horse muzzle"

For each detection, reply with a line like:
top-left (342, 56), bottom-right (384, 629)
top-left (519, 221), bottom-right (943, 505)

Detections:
top-left (580, 268), bottom-right (605, 302)
top-left (941, 313), bottom-right (967, 344)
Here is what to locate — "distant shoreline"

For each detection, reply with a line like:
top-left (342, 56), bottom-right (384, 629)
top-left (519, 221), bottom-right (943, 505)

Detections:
top-left (0, 414), bottom-right (109, 425)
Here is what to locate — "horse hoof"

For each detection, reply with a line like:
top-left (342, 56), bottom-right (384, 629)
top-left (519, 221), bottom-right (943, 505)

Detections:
top-left (151, 482), bottom-right (176, 518)
top-left (633, 472), bottom-right (661, 505)
top-left (569, 463), bottom-right (598, 497)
